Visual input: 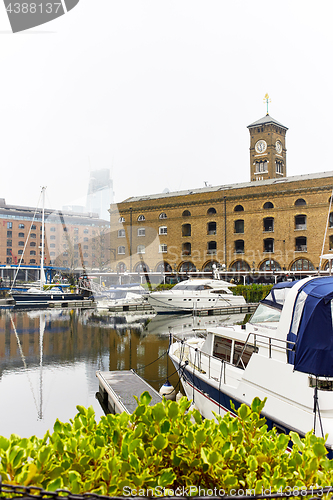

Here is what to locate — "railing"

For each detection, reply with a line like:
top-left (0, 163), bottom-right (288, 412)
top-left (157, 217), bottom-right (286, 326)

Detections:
top-left (172, 331), bottom-right (295, 383)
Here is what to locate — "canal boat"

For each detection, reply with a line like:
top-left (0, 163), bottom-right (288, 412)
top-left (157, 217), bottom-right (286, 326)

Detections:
top-left (148, 278), bottom-right (246, 314)
top-left (169, 276), bottom-right (333, 455)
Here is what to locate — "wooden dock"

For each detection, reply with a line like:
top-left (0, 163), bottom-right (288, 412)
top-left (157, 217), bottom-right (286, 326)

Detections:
top-left (96, 369), bottom-right (162, 414)
top-left (193, 303), bottom-right (257, 316)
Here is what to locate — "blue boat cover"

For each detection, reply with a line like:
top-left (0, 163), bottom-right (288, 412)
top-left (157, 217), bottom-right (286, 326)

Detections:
top-left (285, 277), bottom-right (333, 377)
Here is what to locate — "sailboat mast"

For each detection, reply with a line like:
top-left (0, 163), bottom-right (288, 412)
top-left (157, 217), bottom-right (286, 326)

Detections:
top-left (40, 187), bottom-right (46, 291)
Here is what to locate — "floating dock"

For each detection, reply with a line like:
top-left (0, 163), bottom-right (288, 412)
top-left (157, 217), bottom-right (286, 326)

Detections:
top-left (193, 303), bottom-right (257, 316)
top-left (96, 369), bottom-right (162, 414)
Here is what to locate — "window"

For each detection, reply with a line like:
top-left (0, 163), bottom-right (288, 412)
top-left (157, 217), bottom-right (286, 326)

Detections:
top-left (330, 213), bottom-right (333, 228)
top-left (295, 198), bottom-right (306, 206)
top-left (295, 215), bottom-right (306, 230)
top-left (207, 207), bottom-right (216, 215)
top-left (50, 227), bottom-right (56, 232)
top-left (207, 221), bottom-right (216, 235)
top-left (234, 205), bottom-right (244, 212)
top-left (275, 160), bottom-right (283, 174)
top-left (29, 259), bottom-right (36, 264)
top-left (137, 215), bottom-right (145, 221)
top-left (50, 235), bottom-right (56, 240)
top-left (30, 233), bottom-right (36, 239)
top-left (84, 229), bottom-right (89, 234)
top-left (138, 227), bottom-right (146, 237)
top-left (263, 217), bottom-right (274, 232)
top-left (263, 202), bottom-right (274, 209)
top-left (84, 237), bottom-right (88, 242)
top-left (30, 242), bottom-right (36, 247)
top-left (291, 259), bottom-right (314, 271)
top-left (159, 213), bottom-right (167, 219)
top-left (159, 244), bottom-right (167, 253)
top-left (229, 260), bottom-right (250, 272)
top-left (30, 251), bottom-right (36, 255)
top-left (234, 220), bottom-right (244, 233)
top-left (182, 210), bottom-right (191, 217)
top-left (255, 160), bottom-right (268, 173)
top-left (84, 245), bottom-right (88, 250)
top-left (119, 217), bottom-right (125, 223)
top-left (7, 240), bottom-right (12, 247)
top-left (50, 252), bottom-right (56, 257)
top-left (137, 245), bottom-right (145, 254)
top-left (234, 240), bottom-right (244, 254)
top-left (264, 238), bottom-right (274, 253)
top-left (182, 224), bottom-right (191, 237)
top-left (7, 230), bottom-right (12, 237)
top-left (18, 224), bottom-right (25, 229)
top-left (295, 236), bottom-right (307, 252)
top-left (182, 242), bottom-right (191, 256)
top-left (18, 232), bottom-right (24, 238)
top-left (6, 249), bottom-right (12, 256)
top-left (259, 259), bottom-right (281, 271)
top-left (74, 228), bottom-right (79, 232)
top-left (18, 250), bottom-right (23, 255)
top-left (159, 226), bottom-right (167, 235)
top-left (7, 222), bottom-right (12, 229)
top-left (118, 229), bottom-right (125, 238)
top-left (31, 225), bottom-right (36, 229)
top-left (50, 243), bottom-right (56, 248)
top-left (207, 241), bottom-right (217, 254)
top-left (18, 241), bottom-right (24, 246)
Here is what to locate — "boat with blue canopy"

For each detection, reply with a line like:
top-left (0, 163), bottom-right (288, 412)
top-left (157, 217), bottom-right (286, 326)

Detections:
top-left (169, 275), bottom-right (333, 456)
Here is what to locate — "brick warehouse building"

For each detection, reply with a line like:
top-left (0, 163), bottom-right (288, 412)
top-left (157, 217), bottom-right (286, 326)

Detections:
top-left (111, 113), bottom-right (333, 281)
top-left (0, 199), bottom-right (110, 283)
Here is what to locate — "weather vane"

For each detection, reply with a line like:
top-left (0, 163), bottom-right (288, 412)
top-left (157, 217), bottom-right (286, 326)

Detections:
top-left (264, 93), bottom-right (271, 115)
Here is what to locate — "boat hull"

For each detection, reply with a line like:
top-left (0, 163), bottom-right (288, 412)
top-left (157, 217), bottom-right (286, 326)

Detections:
top-left (12, 292), bottom-right (91, 307)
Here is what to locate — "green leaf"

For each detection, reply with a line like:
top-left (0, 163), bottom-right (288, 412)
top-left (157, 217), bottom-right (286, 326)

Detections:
top-left (167, 401), bottom-right (179, 419)
top-left (140, 391), bottom-right (152, 406)
top-left (153, 434), bottom-right (168, 450)
top-left (47, 477), bottom-right (63, 491)
top-left (313, 442), bottom-right (328, 457)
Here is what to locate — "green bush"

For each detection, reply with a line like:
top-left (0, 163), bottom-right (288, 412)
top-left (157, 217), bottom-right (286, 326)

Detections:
top-left (0, 395), bottom-right (332, 496)
top-left (233, 284), bottom-right (273, 303)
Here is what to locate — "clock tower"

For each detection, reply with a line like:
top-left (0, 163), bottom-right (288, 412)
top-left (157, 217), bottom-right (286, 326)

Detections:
top-left (247, 100), bottom-right (288, 181)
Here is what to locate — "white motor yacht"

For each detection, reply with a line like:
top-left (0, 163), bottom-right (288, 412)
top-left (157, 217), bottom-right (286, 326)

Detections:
top-left (169, 276), bottom-right (333, 457)
top-left (148, 278), bottom-right (246, 313)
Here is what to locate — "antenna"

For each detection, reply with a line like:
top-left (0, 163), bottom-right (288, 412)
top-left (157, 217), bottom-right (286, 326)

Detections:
top-left (264, 93), bottom-right (271, 115)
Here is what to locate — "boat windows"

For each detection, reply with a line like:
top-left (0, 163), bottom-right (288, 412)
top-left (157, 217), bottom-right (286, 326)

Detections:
top-left (233, 341), bottom-right (258, 368)
top-left (172, 283), bottom-right (213, 291)
top-left (213, 337), bottom-right (232, 362)
top-left (249, 303), bottom-right (281, 325)
top-left (290, 290), bottom-right (307, 335)
top-left (309, 376), bottom-right (333, 391)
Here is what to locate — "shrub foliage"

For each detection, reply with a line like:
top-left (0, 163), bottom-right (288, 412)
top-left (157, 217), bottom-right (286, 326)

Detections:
top-left (0, 395), bottom-right (332, 496)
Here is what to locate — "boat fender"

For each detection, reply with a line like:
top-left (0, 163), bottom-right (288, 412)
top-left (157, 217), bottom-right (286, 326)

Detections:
top-left (176, 391), bottom-right (183, 402)
top-left (159, 380), bottom-right (176, 401)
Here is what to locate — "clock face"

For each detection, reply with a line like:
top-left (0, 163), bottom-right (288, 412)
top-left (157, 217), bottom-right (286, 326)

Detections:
top-left (255, 140), bottom-right (267, 153)
top-left (275, 140), bottom-right (282, 154)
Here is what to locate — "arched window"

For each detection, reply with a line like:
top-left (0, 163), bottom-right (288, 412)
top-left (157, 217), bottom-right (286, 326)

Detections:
top-left (117, 262), bottom-right (127, 272)
top-left (137, 245), bottom-right (145, 254)
top-left (263, 217), bottom-right (274, 232)
top-left (330, 235), bottom-right (333, 250)
top-left (135, 262), bottom-right (149, 273)
top-left (156, 261), bottom-right (172, 273)
top-left (235, 240), bottom-right (244, 254)
top-left (182, 210), bottom-right (191, 217)
top-left (137, 215), bottom-right (145, 221)
top-left (118, 246), bottom-right (125, 255)
top-left (118, 217), bottom-right (125, 223)
top-left (207, 221), bottom-right (216, 235)
top-left (159, 212), bottom-right (167, 219)
top-left (30, 251), bottom-right (36, 255)
top-left (182, 224), bottom-right (191, 237)
top-left (179, 261), bottom-right (196, 273)
top-left (18, 232), bottom-right (24, 238)
top-left (229, 260), bottom-right (250, 272)
top-left (202, 260), bottom-right (220, 272)
top-left (207, 207), bottom-right (216, 215)
top-left (263, 238), bottom-right (274, 252)
top-left (259, 260), bottom-right (281, 271)
top-left (295, 215), bottom-right (306, 230)
top-left (330, 213), bottom-right (333, 228)
top-left (291, 259), bottom-right (314, 271)
top-left (18, 241), bottom-right (24, 246)
top-left (182, 242), bottom-right (191, 256)
top-left (30, 242), bottom-right (36, 247)
top-left (207, 241), bottom-right (217, 254)
top-left (295, 198), bottom-right (306, 206)
top-left (234, 220), bottom-right (244, 233)
top-left (263, 202), bottom-right (274, 209)
top-left (234, 205), bottom-right (244, 212)
top-left (295, 237), bottom-right (307, 252)
top-left (18, 224), bottom-right (25, 229)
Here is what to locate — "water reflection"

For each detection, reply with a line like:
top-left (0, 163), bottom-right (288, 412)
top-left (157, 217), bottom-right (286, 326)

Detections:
top-left (0, 308), bottom-right (248, 439)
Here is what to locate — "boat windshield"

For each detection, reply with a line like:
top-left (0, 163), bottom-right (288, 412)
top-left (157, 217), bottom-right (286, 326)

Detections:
top-left (249, 303), bottom-right (281, 325)
top-left (172, 283), bottom-right (212, 291)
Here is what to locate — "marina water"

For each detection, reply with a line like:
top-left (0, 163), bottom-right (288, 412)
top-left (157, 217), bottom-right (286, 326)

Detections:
top-left (0, 308), bottom-right (247, 438)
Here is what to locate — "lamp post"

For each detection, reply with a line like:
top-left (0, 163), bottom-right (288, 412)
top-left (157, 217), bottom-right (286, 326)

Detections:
top-left (129, 207), bottom-right (133, 273)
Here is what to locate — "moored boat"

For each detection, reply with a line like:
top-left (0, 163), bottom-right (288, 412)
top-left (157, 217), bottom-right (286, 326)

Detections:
top-left (148, 278), bottom-right (246, 314)
top-left (169, 276), bottom-right (333, 456)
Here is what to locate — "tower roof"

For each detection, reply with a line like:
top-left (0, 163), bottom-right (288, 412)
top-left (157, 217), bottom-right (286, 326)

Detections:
top-left (247, 114), bottom-right (288, 130)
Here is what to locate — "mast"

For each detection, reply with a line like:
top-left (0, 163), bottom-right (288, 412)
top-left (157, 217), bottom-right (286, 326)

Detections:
top-left (40, 186), bottom-right (46, 291)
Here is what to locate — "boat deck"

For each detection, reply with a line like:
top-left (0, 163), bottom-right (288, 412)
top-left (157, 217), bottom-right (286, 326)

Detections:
top-left (96, 369), bottom-right (162, 414)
